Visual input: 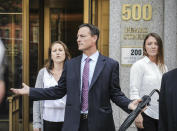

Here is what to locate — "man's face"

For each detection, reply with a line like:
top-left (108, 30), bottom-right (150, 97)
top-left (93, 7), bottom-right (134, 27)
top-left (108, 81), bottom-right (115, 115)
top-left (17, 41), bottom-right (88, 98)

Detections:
top-left (77, 27), bottom-right (97, 52)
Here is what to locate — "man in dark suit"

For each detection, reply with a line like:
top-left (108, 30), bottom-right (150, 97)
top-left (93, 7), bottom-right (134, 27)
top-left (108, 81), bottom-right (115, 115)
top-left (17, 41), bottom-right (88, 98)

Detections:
top-left (159, 68), bottom-right (177, 131)
top-left (11, 24), bottom-right (140, 131)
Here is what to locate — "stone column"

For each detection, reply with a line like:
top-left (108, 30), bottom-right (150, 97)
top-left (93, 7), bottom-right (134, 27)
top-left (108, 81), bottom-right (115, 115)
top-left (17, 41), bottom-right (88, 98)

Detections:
top-left (164, 0), bottom-right (177, 70)
top-left (109, 0), bottom-right (177, 130)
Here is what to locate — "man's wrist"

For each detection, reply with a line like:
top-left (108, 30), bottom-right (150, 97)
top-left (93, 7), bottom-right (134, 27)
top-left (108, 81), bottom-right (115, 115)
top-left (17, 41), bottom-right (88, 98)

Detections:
top-left (128, 100), bottom-right (133, 110)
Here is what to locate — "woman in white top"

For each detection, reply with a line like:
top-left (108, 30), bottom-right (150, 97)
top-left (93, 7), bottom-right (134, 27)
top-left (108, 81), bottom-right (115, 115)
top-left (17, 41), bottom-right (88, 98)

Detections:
top-left (129, 33), bottom-right (167, 131)
top-left (33, 41), bottom-right (71, 131)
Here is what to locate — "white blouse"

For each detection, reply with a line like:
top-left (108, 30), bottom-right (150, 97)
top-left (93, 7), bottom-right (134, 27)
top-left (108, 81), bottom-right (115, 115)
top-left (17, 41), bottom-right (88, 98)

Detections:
top-left (43, 68), bottom-right (66, 122)
top-left (129, 56), bottom-right (167, 119)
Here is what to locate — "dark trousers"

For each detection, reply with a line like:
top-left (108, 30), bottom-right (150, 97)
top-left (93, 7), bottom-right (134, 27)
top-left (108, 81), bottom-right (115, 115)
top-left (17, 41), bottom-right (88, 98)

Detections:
top-left (79, 117), bottom-right (88, 131)
top-left (43, 120), bottom-right (63, 131)
top-left (137, 113), bottom-right (158, 131)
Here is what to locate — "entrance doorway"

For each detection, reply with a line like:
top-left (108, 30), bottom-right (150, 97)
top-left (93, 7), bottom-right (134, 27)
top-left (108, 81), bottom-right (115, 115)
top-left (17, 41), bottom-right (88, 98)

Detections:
top-left (29, 0), bottom-right (83, 85)
top-left (44, 0), bottom-right (83, 59)
top-left (29, 0), bottom-right (83, 123)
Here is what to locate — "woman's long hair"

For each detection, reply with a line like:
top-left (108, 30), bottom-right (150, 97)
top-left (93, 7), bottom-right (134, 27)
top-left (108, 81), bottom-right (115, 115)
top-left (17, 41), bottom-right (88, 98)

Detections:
top-left (143, 33), bottom-right (166, 73)
top-left (45, 41), bottom-right (71, 73)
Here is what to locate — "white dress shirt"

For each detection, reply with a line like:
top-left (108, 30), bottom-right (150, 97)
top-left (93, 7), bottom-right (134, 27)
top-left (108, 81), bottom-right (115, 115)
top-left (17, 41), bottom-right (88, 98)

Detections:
top-left (43, 68), bottom-right (66, 122)
top-left (80, 51), bottom-right (99, 113)
top-left (129, 56), bottom-right (167, 119)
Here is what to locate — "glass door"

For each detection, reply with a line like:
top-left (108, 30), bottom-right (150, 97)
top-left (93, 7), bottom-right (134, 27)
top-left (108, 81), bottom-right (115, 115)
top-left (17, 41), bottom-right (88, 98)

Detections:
top-left (0, 0), bottom-right (23, 130)
top-left (44, 0), bottom-right (83, 61)
top-left (0, 0), bottom-right (22, 123)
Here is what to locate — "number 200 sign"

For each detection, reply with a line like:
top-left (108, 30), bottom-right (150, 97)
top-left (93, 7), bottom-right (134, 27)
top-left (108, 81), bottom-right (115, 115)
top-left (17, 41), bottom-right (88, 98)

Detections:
top-left (122, 4), bottom-right (152, 21)
top-left (121, 48), bottom-right (143, 65)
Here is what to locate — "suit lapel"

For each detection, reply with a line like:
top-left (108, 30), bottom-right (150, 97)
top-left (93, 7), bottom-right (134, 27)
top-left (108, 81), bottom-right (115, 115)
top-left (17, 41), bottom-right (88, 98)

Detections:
top-left (90, 53), bottom-right (106, 89)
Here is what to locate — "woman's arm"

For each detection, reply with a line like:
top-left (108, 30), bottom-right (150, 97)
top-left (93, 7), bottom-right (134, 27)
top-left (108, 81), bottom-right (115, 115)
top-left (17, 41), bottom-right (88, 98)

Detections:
top-left (33, 69), bottom-right (44, 130)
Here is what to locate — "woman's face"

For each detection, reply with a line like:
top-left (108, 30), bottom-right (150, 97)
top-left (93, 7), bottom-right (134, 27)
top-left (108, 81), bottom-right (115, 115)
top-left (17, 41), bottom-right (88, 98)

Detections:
top-left (51, 43), bottom-right (66, 64)
top-left (145, 36), bottom-right (159, 58)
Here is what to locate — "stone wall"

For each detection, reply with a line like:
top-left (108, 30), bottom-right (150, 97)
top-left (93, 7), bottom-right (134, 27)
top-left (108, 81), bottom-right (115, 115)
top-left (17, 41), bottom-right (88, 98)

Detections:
top-left (109, 0), bottom-right (177, 130)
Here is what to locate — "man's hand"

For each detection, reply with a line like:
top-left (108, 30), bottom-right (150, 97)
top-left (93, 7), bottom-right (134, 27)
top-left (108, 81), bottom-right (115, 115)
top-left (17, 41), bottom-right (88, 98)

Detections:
top-left (10, 83), bottom-right (30, 95)
top-left (128, 99), bottom-right (142, 110)
top-left (33, 128), bottom-right (41, 131)
top-left (135, 113), bottom-right (144, 129)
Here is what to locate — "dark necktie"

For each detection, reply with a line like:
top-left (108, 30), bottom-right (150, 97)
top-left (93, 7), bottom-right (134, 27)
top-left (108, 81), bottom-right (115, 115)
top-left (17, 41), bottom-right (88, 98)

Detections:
top-left (81, 57), bottom-right (90, 112)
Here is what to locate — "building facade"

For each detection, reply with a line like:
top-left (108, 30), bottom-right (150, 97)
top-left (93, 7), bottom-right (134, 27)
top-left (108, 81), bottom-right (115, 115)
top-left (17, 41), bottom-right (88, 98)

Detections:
top-left (110, 0), bottom-right (177, 130)
top-left (0, 0), bottom-right (176, 130)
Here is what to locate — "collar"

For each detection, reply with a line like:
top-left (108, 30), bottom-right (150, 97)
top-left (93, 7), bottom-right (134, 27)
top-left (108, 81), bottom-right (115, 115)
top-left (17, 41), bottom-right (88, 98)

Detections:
top-left (81, 50), bottom-right (99, 63)
top-left (143, 56), bottom-right (151, 63)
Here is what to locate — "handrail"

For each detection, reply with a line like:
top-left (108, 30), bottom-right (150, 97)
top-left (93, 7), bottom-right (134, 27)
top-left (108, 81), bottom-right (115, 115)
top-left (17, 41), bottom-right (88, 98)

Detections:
top-left (8, 94), bottom-right (20, 131)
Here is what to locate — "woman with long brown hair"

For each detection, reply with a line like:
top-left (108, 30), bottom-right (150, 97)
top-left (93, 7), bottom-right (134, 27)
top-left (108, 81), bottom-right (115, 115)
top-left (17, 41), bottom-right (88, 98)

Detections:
top-left (33, 41), bottom-right (71, 131)
top-left (129, 33), bottom-right (167, 131)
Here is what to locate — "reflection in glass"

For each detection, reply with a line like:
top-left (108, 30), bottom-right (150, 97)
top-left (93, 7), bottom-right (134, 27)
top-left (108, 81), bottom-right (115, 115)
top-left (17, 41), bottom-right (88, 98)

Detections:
top-left (29, 6), bottom-right (39, 88)
top-left (50, 5), bottom-right (83, 57)
top-left (29, 0), bottom-right (41, 122)
top-left (0, 14), bottom-right (22, 90)
top-left (0, 0), bottom-right (22, 129)
top-left (0, 0), bottom-right (22, 13)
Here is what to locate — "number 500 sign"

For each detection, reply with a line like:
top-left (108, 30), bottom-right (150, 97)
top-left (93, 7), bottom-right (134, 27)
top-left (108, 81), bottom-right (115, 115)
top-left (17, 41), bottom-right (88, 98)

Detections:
top-left (122, 4), bottom-right (152, 21)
